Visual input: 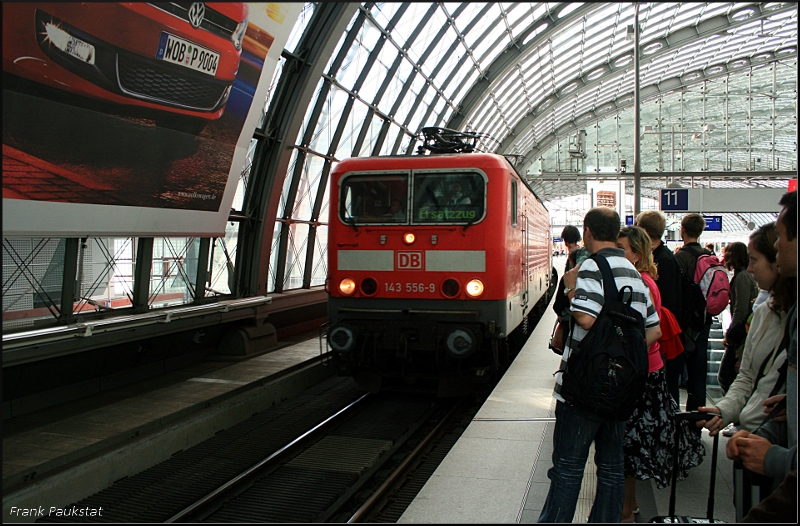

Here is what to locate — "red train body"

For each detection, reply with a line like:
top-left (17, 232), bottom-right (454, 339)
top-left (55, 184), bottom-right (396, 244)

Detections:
top-left (325, 152), bottom-right (555, 395)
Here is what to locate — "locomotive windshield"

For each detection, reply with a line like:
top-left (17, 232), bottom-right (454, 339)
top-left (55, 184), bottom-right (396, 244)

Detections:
top-left (339, 171), bottom-right (486, 225)
top-left (412, 172), bottom-right (485, 224)
top-left (340, 174), bottom-right (409, 224)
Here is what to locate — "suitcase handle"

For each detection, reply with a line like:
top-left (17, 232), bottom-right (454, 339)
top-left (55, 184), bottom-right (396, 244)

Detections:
top-left (667, 414), bottom-right (720, 521)
top-left (675, 410), bottom-right (720, 423)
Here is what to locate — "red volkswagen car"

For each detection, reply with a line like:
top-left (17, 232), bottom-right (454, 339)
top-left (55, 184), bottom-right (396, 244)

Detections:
top-left (3, 2), bottom-right (248, 133)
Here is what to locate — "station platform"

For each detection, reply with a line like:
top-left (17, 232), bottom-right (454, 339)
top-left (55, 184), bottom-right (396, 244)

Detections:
top-left (399, 303), bottom-right (736, 524)
top-left (2, 336), bottom-right (330, 522)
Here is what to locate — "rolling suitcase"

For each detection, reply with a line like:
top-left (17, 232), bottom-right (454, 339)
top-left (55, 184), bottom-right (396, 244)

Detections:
top-left (650, 411), bottom-right (725, 523)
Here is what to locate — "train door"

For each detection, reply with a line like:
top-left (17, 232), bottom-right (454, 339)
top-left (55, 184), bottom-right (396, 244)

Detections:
top-left (520, 181), bottom-right (530, 312)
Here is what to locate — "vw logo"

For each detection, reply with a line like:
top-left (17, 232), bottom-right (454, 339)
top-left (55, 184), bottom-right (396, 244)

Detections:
top-left (187, 2), bottom-right (205, 28)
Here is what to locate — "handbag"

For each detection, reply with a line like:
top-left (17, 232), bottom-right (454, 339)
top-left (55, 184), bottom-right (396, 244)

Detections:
top-left (548, 314), bottom-right (571, 356)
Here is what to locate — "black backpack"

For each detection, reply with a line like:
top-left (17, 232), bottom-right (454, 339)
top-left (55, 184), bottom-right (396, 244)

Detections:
top-left (559, 254), bottom-right (649, 421)
top-left (676, 246), bottom-right (708, 332)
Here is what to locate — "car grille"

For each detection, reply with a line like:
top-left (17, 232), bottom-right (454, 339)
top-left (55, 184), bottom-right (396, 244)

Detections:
top-left (149, 2), bottom-right (239, 40)
top-left (117, 54), bottom-right (227, 111)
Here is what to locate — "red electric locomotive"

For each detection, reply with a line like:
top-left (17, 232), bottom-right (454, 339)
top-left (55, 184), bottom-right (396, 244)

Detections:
top-left (325, 129), bottom-right (555, 396)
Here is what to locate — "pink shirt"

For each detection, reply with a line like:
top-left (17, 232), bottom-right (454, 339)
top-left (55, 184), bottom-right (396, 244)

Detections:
top-left (640, 271), bottom-right (663, 373)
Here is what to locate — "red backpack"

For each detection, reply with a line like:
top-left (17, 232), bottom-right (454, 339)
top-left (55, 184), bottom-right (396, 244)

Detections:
top-left (693, 252), bottom-right (730, 316)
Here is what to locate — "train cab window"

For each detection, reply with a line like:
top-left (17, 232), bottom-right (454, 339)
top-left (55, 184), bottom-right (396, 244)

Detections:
top-left (340, 174), bottom-right (409, 225)
top-left (412, 172), bottom-right (486, 224)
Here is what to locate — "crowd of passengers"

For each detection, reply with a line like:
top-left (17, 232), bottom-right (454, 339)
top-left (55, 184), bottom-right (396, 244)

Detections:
top-left (538, 190), bottom-right (796, 523)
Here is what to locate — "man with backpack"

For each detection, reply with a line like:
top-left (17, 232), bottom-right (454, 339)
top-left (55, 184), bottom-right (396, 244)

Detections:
top-left (675, 213), bottom-right (729, 417)
top-left (539, 207), bottom-right (661, 523)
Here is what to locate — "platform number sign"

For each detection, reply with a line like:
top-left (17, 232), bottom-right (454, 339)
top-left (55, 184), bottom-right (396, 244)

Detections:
top-left (704, 215), bottom-right (722, 231)
top-left (660, 189), bottom-right (688, 211)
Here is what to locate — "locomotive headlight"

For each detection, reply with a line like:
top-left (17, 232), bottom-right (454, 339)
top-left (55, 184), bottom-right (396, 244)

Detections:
top-left (403, 232), bottom-right (416, 245)
top-left (445, 328), bottom-right (477, 358)
top-left (465, 279), bottom-right (484, 297)
top-left (339, 278), bottom-right (356, 295)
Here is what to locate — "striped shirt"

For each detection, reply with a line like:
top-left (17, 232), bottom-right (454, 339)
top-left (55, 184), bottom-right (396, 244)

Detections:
top-left (553, 247), bottom-right (660, 402)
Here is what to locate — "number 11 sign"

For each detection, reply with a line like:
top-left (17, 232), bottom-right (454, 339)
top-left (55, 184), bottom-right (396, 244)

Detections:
top-left (660, 189), bottom-right (688, 211)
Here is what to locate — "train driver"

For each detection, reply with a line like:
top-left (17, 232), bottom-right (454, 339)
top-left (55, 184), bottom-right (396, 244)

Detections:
top-left (383, 199), bottom-right (406, 221)
top-left (445, 182), bottom-right (471, 205)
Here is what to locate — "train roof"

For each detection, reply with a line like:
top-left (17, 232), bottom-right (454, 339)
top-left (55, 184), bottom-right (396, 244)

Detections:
top-left (331, 153), bottom-right (548, 211)
top-left (331, 152), bottom-right (515, 173)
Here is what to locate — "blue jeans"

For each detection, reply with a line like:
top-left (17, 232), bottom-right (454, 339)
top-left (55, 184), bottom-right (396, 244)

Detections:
top-left (538, 401), bottom-right (626, 523)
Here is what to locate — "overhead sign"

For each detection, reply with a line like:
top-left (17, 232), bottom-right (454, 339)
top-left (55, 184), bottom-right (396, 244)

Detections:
top-left (703, 215), bottom-right (722, 231)
top-left (659, 188), bottom-right (784, 213)
top-left (2, 3), bottom-right (303, 237)
top-left (661, 189), bottom-right (689, 211)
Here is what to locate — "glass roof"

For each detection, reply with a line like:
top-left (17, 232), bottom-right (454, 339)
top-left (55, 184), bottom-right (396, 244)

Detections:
top-left (259, 2), bottom-right (797, 291)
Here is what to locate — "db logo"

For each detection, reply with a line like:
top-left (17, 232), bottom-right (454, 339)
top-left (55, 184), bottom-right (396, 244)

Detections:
top-left (396, 251), bottom-right (423, 270)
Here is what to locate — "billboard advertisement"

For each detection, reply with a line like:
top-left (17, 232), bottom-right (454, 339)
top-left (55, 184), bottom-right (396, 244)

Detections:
top-left (2, 2), bottom-right (302, 237)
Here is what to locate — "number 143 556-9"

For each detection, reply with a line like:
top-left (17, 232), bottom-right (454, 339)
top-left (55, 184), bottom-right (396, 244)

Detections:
top-left (385, 282), bottom-right (435, 293)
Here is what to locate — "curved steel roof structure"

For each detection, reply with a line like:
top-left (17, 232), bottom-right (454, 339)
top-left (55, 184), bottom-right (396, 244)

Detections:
top-left (244, 1), bottom-right (796, 293)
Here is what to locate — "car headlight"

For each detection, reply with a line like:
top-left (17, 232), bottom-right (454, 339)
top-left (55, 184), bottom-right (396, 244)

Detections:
top-left (231, 18), bottom-right (248, 50)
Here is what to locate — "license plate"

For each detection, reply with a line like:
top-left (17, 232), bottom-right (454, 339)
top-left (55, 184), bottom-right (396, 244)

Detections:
top-left (156, 32), bottom-right (219, 76)
top-left (64, 35), bottom-right (95, 64)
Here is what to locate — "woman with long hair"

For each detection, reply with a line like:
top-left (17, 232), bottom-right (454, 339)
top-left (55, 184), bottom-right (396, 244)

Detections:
top-left (617, 226), bottom-right (705, 522)
top-left (698, 223), bottom-right (795, 436)
top-left (717, 242), bottom-right (759, 398)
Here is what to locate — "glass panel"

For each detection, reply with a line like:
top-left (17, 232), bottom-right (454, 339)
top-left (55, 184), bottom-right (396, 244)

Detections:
top-left (284, 3), bottom-right (315, 54)
top-left (336, 99), bottom-right (370, 159)
top-left (378, 56), bottom-right (414, 116)
top-left (311, 84), bottom-right (350, 154)
top-left (395, 73), bottom-right (425, 126)
top-left (464, 4), bottom-right (502, 50)
top-left (207, 227), bottom-right (237, 297)
top-left (279, 148), bottom-right (301, 218)
top-left (338, 19), bottom-right (383, 92)
top-left (293, 153), bottom-right (326, 221)
top-left (378, 123), bottom-right (400, 155)
top-left (358, 114), bottom-right (385, 157)
top-left (149, 237), bottom-right (199, 308)
top-left (4, 238), bottom-right (64, 331)
top-left (232, 138), bottom-right (257, 212)
top-left (283, 222), bottom-right (309, 291)
top-left (340, 173), bottom-right (410, 224)
top-left (412, 171), bottom-right (486, 224)
top-left (310, 223), bottom-right (328, 287)
top-left (425, 26), bottom-right (459, 79)
top-left (371, 1), bottom-right (403, 28)
top-left (267, 220), bottom-right (281, 292)
top-left (473, 19), bottom-right (508, 65)
top-left (407, 8), bottom-right (448, 69)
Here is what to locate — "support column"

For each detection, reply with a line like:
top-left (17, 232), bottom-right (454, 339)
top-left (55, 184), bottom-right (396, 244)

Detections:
top-left (633, 4), bottom-right (641, 216)
top-left (58, 238), bottom-right (80, 323)
top-left (132, 238), bottom-right (154, 313)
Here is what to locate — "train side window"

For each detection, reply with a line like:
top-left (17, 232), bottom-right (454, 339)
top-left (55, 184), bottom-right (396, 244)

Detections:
top-left (511, 179), bottom-right (518, 228)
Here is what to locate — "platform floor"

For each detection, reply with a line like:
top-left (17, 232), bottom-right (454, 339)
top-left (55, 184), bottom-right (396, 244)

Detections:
top-left (3, 336), bottom-right (327, 522)
top-left (399, 304), bottom-right (736, 524)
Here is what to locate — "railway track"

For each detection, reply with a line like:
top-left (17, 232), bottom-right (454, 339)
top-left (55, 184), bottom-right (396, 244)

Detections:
top-left (37, 374), bottom-right (486, 523)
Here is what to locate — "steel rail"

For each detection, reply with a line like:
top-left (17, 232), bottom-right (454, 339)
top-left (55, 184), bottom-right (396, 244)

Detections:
top-left (165, 392), bottom-right (371, 523)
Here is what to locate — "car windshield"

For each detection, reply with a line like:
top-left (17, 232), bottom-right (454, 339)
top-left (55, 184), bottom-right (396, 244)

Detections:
top-left (339, 170), bottom-right (486, 225)
top-left (411, 172), bottom-right (485, 224)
